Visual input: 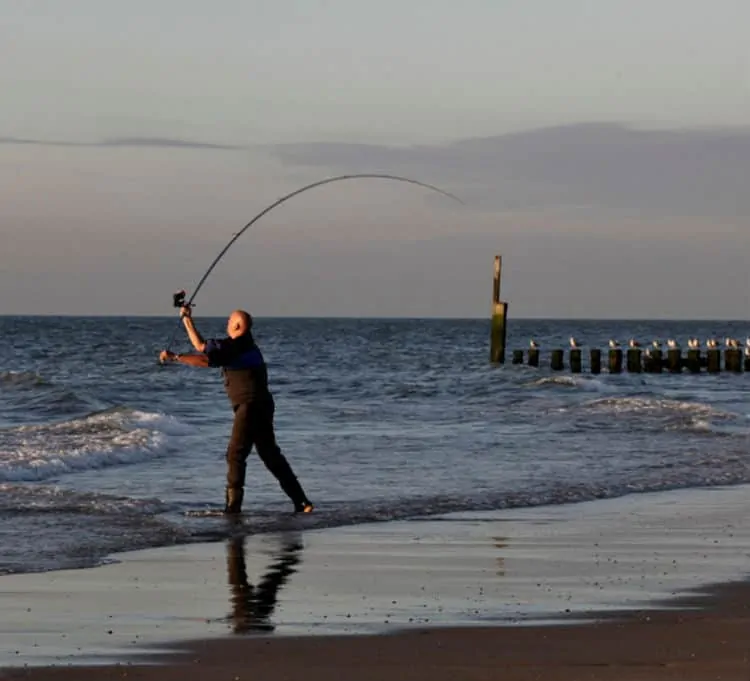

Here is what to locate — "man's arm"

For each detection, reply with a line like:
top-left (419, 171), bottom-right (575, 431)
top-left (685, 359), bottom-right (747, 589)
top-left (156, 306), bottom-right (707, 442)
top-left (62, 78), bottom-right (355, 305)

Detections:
top-left (175, 352), bottom-right (210, 367)
top-left (159, 349), bottom-right (210, 367)
top-left (181, 306), bottom-right (206, 352)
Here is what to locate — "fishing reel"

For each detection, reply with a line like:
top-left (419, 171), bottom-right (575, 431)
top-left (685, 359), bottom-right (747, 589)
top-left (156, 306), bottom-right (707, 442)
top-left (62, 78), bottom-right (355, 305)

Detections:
top-left (172, 289), bottom-right (193, 313)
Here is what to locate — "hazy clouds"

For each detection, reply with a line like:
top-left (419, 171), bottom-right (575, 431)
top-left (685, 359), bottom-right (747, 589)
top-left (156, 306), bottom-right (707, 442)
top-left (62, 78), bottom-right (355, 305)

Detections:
top-left (2, 122), bottom-right (750, 319)
top-left (268, 123), bottom-right (750, 222)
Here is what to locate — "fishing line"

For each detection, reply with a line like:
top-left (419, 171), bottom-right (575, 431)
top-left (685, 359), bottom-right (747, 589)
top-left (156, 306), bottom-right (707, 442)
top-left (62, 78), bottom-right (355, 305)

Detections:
top-left (162, 173), bottom-right (465, 354)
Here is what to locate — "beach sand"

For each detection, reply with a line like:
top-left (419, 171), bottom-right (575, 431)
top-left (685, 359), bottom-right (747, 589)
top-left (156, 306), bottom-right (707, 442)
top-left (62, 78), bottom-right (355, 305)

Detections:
top-left (3, 485), bottom-right (750, 680)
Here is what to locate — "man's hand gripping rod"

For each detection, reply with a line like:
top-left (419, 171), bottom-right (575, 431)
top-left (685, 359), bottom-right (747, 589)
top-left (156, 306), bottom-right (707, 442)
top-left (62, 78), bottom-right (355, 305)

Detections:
top-left (160, 289), bottom-right (193, 362)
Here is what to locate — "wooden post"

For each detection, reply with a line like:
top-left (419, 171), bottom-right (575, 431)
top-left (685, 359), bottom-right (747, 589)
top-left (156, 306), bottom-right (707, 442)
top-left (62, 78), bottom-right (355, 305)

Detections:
top-left (734, 349), bottom-right (743, 372)
top-left (608, 348), bottom-right (623, 373)
top-left (512, 349), bottom-right (523, 364)
top-left (551, 349), bottom-right (564, 371)
top-left (528, 348), bottom-right (540, 367)
top-left (725, 348), bottom-right (742, 372)
top-left (706, 348), bottom-right (721, 373)
top-left (666, 348), bottom-right (682, 373)
top-left (744, 352), bottom-right (750, 372)
top-left (569, 348), bottom-right (582, 373)
top-left (489, 256), bottom-right (508, 364)
top-left (626, 348), bottom-right (641, 373)
top-left (686, 349), bottom-right (701, 373)
top-left (646, 349), bottom-right (663, 373)
top-left (590, 348), bottom-right (601, 374)
top-left (642, 351), bottom-right (653, 373)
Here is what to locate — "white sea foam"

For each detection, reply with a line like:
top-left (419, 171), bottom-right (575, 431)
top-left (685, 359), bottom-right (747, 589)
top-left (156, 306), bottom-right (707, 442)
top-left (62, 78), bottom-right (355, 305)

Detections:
top-left (0, 407), bottom-right (190, 482)
top-left (582, 396), bottom-right (735, 419)
top-left (526, 375), bottom-right (616, 392)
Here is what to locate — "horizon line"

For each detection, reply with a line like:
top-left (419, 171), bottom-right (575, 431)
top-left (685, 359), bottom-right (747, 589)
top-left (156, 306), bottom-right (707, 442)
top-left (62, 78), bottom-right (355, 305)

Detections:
top-left (2, 313), bottom-right (750, 323)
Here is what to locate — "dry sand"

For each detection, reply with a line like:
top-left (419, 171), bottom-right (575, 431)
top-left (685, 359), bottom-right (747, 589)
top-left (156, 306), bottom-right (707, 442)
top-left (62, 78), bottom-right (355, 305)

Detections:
top-left (3, 485), bottom-right (750, 680)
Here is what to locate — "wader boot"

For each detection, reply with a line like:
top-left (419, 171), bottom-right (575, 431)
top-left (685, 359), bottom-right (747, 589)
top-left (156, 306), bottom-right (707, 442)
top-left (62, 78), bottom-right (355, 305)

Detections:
top-left (225, 486), bottom-right (244, 514)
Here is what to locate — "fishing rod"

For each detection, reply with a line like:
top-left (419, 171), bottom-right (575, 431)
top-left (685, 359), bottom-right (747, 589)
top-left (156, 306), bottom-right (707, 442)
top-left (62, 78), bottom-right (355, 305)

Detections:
top-left (162, 173), bottom-right (465, 356)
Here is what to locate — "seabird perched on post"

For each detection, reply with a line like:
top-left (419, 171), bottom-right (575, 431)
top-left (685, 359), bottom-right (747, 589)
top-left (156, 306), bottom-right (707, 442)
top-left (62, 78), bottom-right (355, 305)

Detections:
top-left (666, 339), bottom-right (679, 349)
top-left (608, 339), bottom-right (620, 348)
top-left (628, 339), bottom-right (641, 348)
top-left (569, 337), bottom-right (580, 348)
top-left (706, 338), bottom-right (718, 349)
top-left (529, 339), bottom-right (539, 349)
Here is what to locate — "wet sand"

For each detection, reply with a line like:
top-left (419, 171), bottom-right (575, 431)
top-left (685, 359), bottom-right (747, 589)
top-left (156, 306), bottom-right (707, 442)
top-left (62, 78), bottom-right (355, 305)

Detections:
top-left (3, 485), bottom-right (750, 679)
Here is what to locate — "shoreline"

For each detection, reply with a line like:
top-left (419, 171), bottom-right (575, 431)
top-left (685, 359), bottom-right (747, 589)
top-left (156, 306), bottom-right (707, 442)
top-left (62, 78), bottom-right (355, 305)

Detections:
top-left (3, 484), bottom-right (750, 678)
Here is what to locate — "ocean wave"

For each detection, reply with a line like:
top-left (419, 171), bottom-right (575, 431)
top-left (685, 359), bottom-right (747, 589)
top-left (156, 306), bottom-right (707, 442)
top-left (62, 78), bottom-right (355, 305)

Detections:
top-left (0, 370), bottom-right (50, 387)
top-left (553, 396), bottom-right (748, 438)
top-left (0, 369), bottom-right (104, 420)
top-left (524, 375), bottom-right (614, 392)
top-left (581, 396), bottom-right (735, 420)
top-left (0, 407), bottom-right (191, 482)
top-left (0, 483), bottom-right (170, 515)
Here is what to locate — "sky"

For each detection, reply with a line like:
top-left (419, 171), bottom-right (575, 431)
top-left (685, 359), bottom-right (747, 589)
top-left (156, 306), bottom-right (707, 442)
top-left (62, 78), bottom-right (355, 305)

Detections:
top-left (1, 0), bottom-right (749, 318)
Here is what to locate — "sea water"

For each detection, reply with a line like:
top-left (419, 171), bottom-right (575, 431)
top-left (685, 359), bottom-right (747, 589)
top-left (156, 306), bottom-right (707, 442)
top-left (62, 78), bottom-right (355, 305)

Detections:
top-left (2, 315), bottom-right (749, 575)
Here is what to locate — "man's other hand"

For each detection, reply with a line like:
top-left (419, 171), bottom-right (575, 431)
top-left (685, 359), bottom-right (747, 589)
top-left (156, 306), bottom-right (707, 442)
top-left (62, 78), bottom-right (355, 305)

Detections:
top-left (159, 349), bottom-right (177, 362)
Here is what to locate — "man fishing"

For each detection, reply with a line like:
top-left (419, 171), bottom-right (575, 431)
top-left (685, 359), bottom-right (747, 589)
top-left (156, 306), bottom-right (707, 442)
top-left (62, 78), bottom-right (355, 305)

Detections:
top-left (159, 306), bottom-right (314, 515)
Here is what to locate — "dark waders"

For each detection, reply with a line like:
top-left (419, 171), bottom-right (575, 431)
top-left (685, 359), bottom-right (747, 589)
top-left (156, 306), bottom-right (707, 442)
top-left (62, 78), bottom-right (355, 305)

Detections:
top-left (225, 400), bottom-right (310, 513)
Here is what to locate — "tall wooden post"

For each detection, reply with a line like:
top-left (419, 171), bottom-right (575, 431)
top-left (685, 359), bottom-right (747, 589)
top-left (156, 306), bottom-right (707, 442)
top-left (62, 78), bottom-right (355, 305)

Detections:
top-left (489, 255), bottom-right (508, 363)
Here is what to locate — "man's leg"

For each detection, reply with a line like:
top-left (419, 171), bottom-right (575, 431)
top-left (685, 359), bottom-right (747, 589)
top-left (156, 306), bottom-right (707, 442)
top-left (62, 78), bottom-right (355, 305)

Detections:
top-left (251, 404), bottom-right (312, 512)
top-left (224, 403), bottom-right (254, 513)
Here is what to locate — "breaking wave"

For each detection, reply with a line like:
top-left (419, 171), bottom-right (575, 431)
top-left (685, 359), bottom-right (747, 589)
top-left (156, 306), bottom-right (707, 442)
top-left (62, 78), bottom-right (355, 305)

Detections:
top-left (555, 396), bottom-right (750, 438)
top-left (0, 407), bottom-right (191, 482)
top-left (581, 396), bottom-right (736, 419)
top-left (525, 375), bottom-right (614, 392)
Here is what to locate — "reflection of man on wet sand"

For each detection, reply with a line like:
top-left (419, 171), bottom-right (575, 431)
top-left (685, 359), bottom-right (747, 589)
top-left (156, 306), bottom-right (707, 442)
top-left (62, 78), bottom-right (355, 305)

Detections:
top-left (226, 534), bottom-right (303, 633)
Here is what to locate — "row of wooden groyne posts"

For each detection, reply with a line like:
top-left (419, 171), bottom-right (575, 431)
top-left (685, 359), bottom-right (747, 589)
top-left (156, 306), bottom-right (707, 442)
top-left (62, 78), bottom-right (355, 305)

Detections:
top-left (488, 254), bottom-right (750, 374)
top-left (510, 338), bottom-right (750, 374)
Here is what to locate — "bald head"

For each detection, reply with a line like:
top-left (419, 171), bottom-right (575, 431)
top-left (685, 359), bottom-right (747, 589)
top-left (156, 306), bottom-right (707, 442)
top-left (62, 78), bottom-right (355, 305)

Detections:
top-left (226, 309), bottom-right (253, 338)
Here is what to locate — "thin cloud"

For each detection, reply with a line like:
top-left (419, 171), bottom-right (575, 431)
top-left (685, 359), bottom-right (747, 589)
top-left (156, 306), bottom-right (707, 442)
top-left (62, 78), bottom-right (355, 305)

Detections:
top-left (266, 123), bottom-right (750, 221)
top-left (0, 136), bottom-right (243, 150)
top-left (0, 136), bottom-right (84, 147)
top-left (101, 137), bottom-right (242, 150)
